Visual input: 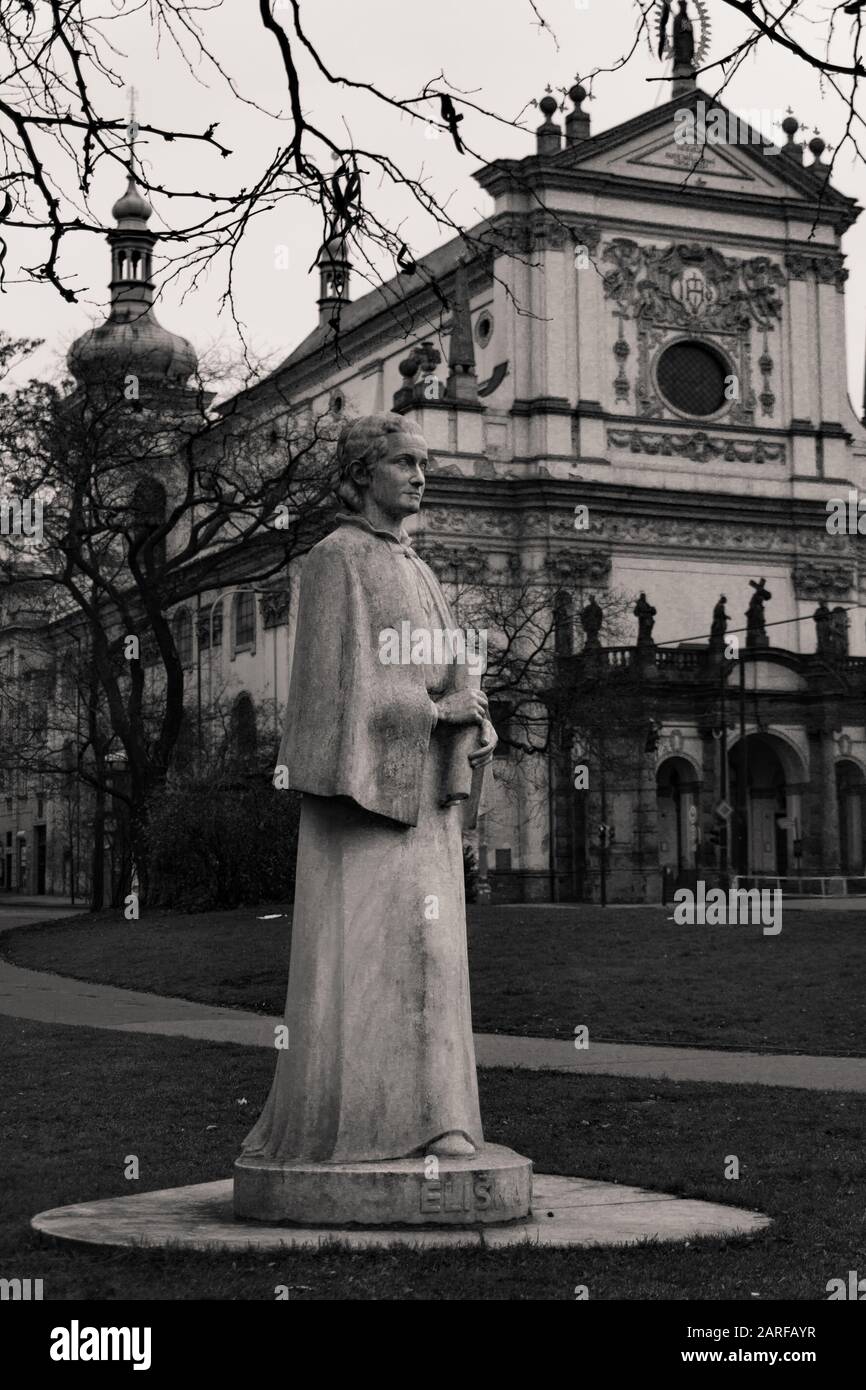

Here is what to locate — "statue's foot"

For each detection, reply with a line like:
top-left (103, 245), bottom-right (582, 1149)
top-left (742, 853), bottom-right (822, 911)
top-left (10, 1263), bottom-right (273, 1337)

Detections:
top-left (426, 1131), bottom-right (476, 1158)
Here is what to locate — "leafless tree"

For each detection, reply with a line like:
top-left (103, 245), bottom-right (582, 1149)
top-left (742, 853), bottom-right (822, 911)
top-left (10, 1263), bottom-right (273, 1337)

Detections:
top-left (0, 330), bottom-right (338, 904)
top-left (1, 2), bottom-right (863, 340)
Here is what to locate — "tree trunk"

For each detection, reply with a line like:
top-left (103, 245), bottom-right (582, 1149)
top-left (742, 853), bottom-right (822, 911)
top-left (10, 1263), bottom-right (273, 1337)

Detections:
top-left (90, 780), bottom-right (105, 911)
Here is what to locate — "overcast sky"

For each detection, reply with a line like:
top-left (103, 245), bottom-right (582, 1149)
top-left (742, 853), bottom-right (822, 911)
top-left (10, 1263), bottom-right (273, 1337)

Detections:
top-left (3, 0), bottom-right (865, 407)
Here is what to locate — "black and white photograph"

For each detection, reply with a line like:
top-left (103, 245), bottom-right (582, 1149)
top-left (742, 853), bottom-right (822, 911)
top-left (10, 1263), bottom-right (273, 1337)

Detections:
top-left (1, 0), bottom-right (865, 1355)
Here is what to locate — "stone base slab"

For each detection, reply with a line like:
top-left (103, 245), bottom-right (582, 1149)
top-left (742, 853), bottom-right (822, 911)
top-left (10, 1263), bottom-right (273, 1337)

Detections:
top-left (233, 1143), bottom-right (532, 1226)
top-left (31, 1174), bottom-right (771, 1252)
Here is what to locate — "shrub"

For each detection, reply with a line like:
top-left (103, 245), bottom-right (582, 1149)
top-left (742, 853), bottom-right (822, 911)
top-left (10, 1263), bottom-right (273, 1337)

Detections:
top-left (142, 771), bottom-right (301, 911)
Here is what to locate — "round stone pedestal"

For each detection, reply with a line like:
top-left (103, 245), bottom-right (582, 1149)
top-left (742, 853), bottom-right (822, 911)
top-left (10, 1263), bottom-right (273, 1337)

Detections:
top-left (233, 1143), bottom-right (532, 1227)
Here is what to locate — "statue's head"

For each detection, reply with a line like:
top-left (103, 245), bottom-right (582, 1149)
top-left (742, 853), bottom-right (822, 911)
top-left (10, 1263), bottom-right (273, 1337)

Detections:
top-left (335, 412), bottom-right (428, 523)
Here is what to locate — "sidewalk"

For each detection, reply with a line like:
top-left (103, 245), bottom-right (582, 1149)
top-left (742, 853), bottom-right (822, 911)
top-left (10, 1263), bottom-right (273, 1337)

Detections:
top-left (0, 894), bottom-right (79, 909)
top-left (0, 900), bottom-right (87, 934)
top-left (2, 954), bottom-right (865, 1092)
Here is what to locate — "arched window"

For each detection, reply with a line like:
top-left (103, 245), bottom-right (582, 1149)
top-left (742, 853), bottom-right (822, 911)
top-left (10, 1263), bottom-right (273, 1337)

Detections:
top-left (233, 591), bottom-right (256, 655)
top-left (229, 693), bottom-right (257, 756)
top-left (172, 707), bottom-right (196, 772)
top-left (197, 600), bottom-right (222, 652)
top-left (172, 609), bottom-right (192, 667)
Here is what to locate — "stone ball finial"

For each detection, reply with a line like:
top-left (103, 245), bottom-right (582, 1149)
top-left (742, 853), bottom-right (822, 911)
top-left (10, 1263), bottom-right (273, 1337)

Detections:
top-left (809, 133), bottom-right (826, 160)
top-left (539, 93), bottom-right (558, 119)
top-left (782, 113), bottom-right (799, 139)
top-left (398, 353), bottom-right (419, 380)
top-left (569, 83), bottom-right (587, 108)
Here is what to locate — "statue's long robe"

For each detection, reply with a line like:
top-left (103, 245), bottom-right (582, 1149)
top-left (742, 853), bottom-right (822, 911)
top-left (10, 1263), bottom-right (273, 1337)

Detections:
top-left (241, 515), bottom-right (484, 1163)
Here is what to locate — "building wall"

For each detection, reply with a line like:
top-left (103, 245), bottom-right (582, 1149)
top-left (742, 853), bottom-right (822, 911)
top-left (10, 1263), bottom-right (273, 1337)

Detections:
top-left (5, 93), bottom-right (866, 902)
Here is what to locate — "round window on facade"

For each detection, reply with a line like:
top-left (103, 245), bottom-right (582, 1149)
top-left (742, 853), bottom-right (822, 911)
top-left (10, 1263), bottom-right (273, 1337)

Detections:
top-left (656, 340), bottom-right (729, 417)
top-left (474, 313), bottom-right (493, 348)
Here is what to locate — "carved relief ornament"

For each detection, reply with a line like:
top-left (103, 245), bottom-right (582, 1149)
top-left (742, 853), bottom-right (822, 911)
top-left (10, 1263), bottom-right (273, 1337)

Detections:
top-left (602, 240), bottom-right (785, 331)
top-left (607, 428), bottom-right (785, 465)
top-left (792, 563), bottom-right (854, 600)
top-left (602, 239), bottom-right (784, 424)
top-left (415, 543), bottom-right (489, 582)
top-left (489, 214), bottom-right (601, 257)
top-left (545, 550), bottom-right (612, 586)
top-left (421, 507), bottom-right (852, 564)
top-left (784, 251), bottom-right (848, 292)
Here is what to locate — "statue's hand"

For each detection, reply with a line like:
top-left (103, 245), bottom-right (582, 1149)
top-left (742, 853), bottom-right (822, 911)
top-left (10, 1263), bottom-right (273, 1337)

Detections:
top-left (435, 689), bottom-right (489, 727)
top-left (469, 717), bottom-right (497, 768)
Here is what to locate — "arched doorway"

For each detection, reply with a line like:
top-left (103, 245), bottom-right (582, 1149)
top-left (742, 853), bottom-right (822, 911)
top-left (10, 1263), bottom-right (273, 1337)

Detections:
top-left (727, 733), bottom-right (804, 877)
top-left (656, 756), bottom-right (700, 894)
top-left (836, 760), bottom-right (865, 875)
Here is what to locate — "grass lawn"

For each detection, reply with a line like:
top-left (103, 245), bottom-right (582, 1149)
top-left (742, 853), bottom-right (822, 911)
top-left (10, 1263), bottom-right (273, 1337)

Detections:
top-left (2, 1013), bottom-right (864, 1299)
top-left (4, 903), bottom-right (866, 1055)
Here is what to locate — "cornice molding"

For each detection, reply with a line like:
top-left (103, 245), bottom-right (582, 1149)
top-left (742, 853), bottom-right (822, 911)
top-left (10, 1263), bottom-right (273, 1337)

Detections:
top-left (420, 473), bottom-right (853, 536)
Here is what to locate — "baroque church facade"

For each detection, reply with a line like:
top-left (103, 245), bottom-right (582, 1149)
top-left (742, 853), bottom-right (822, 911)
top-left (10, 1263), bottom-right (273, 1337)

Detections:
top-left (3, 64), bottom-right (866, 904)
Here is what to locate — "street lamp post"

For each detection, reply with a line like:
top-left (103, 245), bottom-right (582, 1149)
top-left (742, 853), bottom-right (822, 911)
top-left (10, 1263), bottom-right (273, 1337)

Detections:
top-left (69, 630), bottom-right (83, 905)
top-left (719, 657), bottom-right (729, 880)
top-left (738, 652), bottom-right (752, 883)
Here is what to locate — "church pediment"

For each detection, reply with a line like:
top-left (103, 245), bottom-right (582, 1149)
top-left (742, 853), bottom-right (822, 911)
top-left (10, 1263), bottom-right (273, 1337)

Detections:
top-left (541, 89), bottom-right (856, 217)
top-left (591, 125), bottom-right (795, 196)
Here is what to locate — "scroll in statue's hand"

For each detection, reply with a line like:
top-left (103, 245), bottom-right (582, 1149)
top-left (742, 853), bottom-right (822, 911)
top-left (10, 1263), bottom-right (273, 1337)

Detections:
top-left (469, 717), bottom-right (497, 768)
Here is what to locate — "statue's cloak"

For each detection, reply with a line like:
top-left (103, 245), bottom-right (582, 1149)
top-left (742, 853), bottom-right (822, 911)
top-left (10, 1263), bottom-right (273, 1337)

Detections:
top-left (277, 515), bottom-right (474, 825)
top-left (244, 512), bottom-right (484, 1163)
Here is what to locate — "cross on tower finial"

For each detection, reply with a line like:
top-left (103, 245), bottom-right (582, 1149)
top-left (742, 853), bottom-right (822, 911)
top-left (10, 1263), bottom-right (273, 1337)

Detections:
top-left (127, 85), bottom-right (139, 175)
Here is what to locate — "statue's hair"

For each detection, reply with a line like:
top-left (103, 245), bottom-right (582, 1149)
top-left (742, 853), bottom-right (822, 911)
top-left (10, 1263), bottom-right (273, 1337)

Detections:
top-left (335, 412), bottom-right (424, 512)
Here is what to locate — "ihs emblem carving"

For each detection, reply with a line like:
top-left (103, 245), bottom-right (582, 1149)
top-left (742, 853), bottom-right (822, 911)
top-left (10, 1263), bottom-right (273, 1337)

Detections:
top-left (670, 265), bottom-right (718, 318)
top-left (602, 240), bottom-right (784, 422)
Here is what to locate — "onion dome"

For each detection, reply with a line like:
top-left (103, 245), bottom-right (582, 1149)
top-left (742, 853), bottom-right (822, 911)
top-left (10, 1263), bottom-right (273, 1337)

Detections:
top-left (111, 176), bottom-right (153, 226)
top-left (67, 172), bottom-right (197, 387)
top-left (68, 316), bottom-right (198, 386)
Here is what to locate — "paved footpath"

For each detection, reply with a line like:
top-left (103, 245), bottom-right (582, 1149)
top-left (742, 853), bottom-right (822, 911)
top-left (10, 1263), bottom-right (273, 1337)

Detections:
top-left (1, 946), bottom-right (865, 1091)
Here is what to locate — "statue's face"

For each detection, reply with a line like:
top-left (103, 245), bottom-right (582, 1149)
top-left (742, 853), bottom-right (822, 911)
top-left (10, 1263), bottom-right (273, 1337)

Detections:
top-left (362, 427), bottom-right (428, 521)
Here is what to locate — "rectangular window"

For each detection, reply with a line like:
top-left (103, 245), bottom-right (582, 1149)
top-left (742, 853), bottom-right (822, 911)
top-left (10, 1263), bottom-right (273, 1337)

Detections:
top-left (234, 592), bottom-right (256, 653)
top-left (173, 611), bottom-right (193, 667)
top-left (197, 604), bottom-right (223, 651)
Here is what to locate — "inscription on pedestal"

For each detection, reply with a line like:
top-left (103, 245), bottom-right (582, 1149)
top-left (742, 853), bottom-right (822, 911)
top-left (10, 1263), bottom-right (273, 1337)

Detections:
top-left (420, 1174), bottom-right (508, 1215)
top-left (233, 1143), bottom-right (533, 1227)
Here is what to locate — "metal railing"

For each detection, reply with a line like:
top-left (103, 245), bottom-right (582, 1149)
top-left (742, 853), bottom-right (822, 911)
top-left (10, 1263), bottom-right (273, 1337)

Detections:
top-left (732, 874), bottom-right (866, 897)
